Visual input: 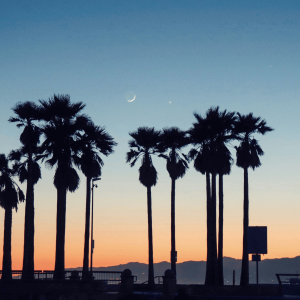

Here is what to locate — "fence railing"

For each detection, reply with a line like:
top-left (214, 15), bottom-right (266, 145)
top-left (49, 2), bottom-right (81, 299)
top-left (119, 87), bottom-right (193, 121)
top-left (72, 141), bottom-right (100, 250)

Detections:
top-left (141, 276), bottom-right (163, 285)
top-left (0, 270), bottom-right (123, 284)
top-left (276, 274), bottom-right (300, 285)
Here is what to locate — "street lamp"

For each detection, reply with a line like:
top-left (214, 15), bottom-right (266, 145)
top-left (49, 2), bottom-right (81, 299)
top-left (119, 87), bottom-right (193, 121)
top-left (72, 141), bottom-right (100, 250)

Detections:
top-left (90, 177), bottom-right (101, 275)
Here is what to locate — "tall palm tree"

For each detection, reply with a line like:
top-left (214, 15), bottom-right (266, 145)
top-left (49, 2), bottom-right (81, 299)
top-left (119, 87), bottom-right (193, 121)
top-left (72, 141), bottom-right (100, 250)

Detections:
top-left (158, 127), bottom-right (189, 277)
top-left (188, 112), bottom-right (217, 285)
top-left (234, 113), bottom-right (273, 286)
top-left (0, 154), bottom-right (25, 281)
top-left (38, 94), bottom-right (89, 279)
top-left (189, 107), bottom-right (235, 285)
top-left (214, 142), bottom-right (233, 285)
top-left (8, 101), bottom-right (42, 280)
top-left (126, 127), bottom-right (161, 288)
top-left (205, 108), bottom-right (236, 285)
top-left (78, 122), bottom-right (117, 279)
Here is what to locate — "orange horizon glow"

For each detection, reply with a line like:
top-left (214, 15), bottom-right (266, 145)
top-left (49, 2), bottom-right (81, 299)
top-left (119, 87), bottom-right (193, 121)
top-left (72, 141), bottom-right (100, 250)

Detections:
top-left (2, 164), bottom-right (300, 271)
top-left (5, 216), bottom-right (300, 270)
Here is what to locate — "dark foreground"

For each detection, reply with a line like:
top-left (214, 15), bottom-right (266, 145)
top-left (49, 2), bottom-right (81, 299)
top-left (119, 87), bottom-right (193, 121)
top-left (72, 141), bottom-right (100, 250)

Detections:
top-left (1, 280), bottom-right (300, 300)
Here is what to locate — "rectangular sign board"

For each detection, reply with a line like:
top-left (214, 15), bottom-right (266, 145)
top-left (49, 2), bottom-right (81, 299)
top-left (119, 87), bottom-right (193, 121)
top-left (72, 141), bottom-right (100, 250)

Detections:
top-left (252, 254), bottom-right (261, 261)
top-left (248, 226), bottom-right (267, 254)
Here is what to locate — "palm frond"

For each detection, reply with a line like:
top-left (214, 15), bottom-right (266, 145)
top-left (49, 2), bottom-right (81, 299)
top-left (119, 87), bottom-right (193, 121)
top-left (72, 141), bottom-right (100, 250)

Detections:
top-left (126, 150), bottom-right (140, 164)
top-left (8, 149), bottom-right (23, 162)
top-left (188, 148), bottom-right (199, 160)
top-left (19, 165), bottom-right (28, 184)
top-left (130, 157), bottom-right (139, 167)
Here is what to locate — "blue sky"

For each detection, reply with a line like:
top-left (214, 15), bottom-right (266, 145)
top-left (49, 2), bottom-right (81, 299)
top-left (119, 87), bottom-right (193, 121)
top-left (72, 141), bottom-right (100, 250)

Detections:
top-left (0, 1), bottom-right (300, 269)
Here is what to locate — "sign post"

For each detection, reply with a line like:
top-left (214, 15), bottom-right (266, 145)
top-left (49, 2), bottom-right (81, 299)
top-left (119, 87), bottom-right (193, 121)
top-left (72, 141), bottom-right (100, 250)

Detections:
top-left (248, 226), bottom-right (267, 299)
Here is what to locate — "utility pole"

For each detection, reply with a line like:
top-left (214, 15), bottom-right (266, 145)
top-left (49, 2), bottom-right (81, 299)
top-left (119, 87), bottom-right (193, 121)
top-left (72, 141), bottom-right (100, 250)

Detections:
top-left (90, 177), bottom-right (101, 275)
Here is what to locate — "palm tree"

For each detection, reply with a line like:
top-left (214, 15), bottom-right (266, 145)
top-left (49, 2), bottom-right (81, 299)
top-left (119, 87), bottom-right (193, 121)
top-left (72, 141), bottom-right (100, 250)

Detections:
top-left (8, 101), bottom-right (42, 280)
top-left (189, 107), bottom-right (235, 285)
top-left (158, 127), bottom-right (189, 277)
top-left (78, 121), bottom-right (117, 279)
top-left (38, 94), bottom-right (89, 279)
top-left (205, 108), bottom-right (236, 285)
top-left (126, 127), bottom-right (161, 288)
top-left (0, 154), bottom-right (25, 281)
top-left (188, 112), bottom-right (218, 285)
top-left (214, 142), bottom-right (233, 285)
top-left (234, 113), bottom-right (273, 286)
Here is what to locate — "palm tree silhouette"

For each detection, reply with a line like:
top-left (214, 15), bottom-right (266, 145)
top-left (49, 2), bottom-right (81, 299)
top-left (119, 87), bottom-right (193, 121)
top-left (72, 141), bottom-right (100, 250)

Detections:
top-left (210, 109), bottom-right (236, 285)
top-left (188, 111), bottom-right (218, 285)
top-left (189, 107), bottom-right (235, 285)
top-left (78, 121), bottom-right (117, 279)
top-left (38, 94), bottom-right (89, 279)
top-left (234, 112), bottom-right (273, 286)
top-left (126, 127), bottom-right (161, 288)
top-left (158, 127), bottom-right (189, 277)
top-left (0, 154), bottom-right (25, 281)
top-left (8, 101), bottom-right (42, 280)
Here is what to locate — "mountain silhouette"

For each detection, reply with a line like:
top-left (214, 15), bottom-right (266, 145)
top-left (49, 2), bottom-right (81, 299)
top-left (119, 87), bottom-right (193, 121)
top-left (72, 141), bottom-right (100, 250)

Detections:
top-left (67, 256), bottom-right (300, 284)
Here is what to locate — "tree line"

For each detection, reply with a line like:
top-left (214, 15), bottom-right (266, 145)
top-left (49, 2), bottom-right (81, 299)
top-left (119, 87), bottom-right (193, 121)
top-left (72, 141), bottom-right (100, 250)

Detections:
top-left (0, 94), bottom-right (273, 287)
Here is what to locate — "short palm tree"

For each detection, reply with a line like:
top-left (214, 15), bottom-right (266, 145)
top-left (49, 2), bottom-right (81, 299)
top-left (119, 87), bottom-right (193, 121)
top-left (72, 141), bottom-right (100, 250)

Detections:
top-left (158, 127), bottom-right (189, 277)
top-left (38, 94), bottom-right (89, 279)
top-left (126, 127), bottom-right (161, 288)
top-left (8, 101), bottom-right (42, 280)
top-left (234, 112), bottom-right (273, 286)
top-left (0, 154), bottom-right (25, 281)
top-left (78, 122), bottom-right (117, 279)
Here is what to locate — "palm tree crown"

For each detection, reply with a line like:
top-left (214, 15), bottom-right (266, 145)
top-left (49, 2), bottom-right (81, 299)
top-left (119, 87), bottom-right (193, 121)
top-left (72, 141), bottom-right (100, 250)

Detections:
top-left (159, 127), bottom-right (189, 180)
top-left (126, 127), bottom-right (161, 188)
top-left (0, 154), bottom-right (24, 210)
top-left (79, 121), bottom-right (117, 178)
top-left (39, 94), bottom-right (89, 192)
top-left (234, 113), bottom-right (273, 170)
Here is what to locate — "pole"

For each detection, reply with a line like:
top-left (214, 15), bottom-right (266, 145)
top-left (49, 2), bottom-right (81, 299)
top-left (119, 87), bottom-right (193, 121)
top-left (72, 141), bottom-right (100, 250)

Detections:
top-left (90, 177), bottom-right (101, 277)
top-left (90, 181), bottom-right (94, 274)
top-left (233, 270), bottom-right (235, 286)
top-left (256, 253), bottom-right (259, 300)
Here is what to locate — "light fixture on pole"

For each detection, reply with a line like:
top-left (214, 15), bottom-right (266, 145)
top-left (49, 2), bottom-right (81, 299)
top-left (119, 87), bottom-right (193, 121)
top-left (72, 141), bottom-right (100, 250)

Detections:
top-left (90, 177), bottom-right (101, 276)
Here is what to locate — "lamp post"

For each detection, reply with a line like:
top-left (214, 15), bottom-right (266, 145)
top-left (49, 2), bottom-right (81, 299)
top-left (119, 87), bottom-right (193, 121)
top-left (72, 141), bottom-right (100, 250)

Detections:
top-left (90, 177), bottom-right (101, 275)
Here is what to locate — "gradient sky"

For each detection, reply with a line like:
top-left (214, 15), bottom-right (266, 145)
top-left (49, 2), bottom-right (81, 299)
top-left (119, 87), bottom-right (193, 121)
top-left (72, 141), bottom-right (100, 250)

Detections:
top-left (0, 1), bottom-right (299, 271)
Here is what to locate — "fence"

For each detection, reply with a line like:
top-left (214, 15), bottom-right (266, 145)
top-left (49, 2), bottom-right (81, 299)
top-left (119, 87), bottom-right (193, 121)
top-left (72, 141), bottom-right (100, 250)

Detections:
top-left (0, 270), bottom-right (123, 284)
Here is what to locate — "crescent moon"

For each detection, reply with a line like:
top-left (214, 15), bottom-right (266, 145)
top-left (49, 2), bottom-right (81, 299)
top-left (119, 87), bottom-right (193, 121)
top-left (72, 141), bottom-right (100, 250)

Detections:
top-left (127, 95), bottom-right (136, 102)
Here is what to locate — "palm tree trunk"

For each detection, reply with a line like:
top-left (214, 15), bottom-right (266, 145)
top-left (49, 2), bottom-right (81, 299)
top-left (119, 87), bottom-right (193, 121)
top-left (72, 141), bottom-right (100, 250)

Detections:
top-left (240, 167), bottom-right (249, 286)
top-left (171, 178), bottom-right (176, 277)
top-left (22, 153), bottom-right (35, 280)
top-left (2, 208), bottom-right (12, 281)
top-left (211, 171), bottom-right (218, 285)
top-left (82, 176), bottom-right (91, 279)
top-left (54, 187), bottom-right (67, 280)
top-left (205, 172), bottom-right (213, 285)
top-left (147, 186), bottom-right (155, 288)
top-left (218, 173), bottom-right (224, 285)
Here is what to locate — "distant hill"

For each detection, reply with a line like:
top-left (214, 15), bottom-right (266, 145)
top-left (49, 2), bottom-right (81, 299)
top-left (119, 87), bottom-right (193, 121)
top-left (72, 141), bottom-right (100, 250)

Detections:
top-left (68, 256), bottom-right (300, 285)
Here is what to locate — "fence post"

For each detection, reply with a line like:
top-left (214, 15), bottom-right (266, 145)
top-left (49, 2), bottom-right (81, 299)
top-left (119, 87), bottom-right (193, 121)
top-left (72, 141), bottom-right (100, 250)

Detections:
top-left (163, 269), bottom-right (176, 300)
top-left (120, 269), bottom-right (134, 295)
top-left (233, 270), bottom-right (235, 286)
